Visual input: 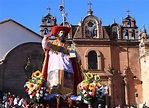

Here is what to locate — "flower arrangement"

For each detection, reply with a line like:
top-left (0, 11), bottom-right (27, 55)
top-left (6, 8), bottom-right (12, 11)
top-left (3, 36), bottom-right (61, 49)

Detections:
top-left (79, 71), bottom-right (104, 105)
top-left (24, 70), bottom-right (49, 104)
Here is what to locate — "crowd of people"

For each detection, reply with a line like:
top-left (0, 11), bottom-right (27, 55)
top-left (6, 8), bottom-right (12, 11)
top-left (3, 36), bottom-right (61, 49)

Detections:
top-left (0, 91), bottom-right (42, 108)
top-left (0, 92), bottom-right (26, 108)
top-left (0, 91), bottom-right (86, 108)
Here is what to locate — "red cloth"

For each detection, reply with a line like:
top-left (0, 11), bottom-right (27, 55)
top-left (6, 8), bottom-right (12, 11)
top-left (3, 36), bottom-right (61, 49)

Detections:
top-left (70, 57), bottom-right (83, 94)
top-left (42, 50), bottom-right (49, 80)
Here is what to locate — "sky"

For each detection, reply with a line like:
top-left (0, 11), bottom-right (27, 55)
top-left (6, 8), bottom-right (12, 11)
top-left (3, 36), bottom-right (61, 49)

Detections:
top-left (0, 0), bottom-right (149, 35)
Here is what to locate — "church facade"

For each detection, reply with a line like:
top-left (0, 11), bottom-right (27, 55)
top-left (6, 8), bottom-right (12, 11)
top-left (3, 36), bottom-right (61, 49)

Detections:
top-left (40, 6), bottom-right (149, 107)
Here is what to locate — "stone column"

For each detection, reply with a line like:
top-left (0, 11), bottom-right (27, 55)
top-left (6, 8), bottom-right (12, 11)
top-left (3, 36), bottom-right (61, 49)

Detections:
top-left (108, 77), bottom-right (112, 107)
top-left (123, 67), bottom-right (128, 107)
top-left (123, 76), bottom-right (128, 106)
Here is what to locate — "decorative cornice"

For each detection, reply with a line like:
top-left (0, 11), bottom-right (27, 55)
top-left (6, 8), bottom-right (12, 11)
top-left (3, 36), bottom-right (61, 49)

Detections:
top-left (69, 39), bottom-right (139, 46)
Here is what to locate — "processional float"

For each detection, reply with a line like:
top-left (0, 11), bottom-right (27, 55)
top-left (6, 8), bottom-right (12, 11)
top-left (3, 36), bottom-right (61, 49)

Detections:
top-left (24, 0), bottom-right (105, 107)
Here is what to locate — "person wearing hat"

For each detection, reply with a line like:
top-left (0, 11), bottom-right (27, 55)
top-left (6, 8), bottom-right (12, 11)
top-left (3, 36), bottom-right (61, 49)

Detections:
top-left (42, 26), bottom-right (81, 95)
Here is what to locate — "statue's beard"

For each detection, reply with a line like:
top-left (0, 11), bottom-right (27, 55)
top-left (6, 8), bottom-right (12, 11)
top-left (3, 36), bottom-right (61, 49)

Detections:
top-left (59, 36), bottom-right (65, 43)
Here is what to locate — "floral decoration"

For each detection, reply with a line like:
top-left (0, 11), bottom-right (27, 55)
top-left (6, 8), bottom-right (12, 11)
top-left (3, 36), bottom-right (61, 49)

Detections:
top-left (24, 70), bottom-right (49, 105)
top-left (80, 71), bottom-right (104, 105)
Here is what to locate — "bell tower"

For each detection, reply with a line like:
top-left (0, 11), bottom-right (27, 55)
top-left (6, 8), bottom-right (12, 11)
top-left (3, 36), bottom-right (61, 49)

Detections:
top-left (40, 7), bottom-right (57, 37)
top-left (122, 9), bottom-right (138, 40)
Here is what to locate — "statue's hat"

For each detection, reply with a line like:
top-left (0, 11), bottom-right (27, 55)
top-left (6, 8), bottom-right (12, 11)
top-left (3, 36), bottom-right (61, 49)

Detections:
top-left (52, 26), bottom-right (71, 37)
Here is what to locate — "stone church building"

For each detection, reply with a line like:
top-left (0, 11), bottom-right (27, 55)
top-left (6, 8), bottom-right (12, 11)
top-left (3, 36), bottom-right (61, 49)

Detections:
top-left (0, 4), bottom-right (149, 108)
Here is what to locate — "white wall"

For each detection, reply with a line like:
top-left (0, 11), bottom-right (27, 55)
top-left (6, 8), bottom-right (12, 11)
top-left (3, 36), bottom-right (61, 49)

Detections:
top-left (0, 21), bottom-right (42, 60)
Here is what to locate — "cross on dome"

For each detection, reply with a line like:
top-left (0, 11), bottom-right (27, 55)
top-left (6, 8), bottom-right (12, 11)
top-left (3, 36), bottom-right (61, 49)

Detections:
top-left (126, 9), bottom-right (130, 16)
top-left (47, 7), bottom-right (51, 14)
top-left (88, 2), bottom-right (92, 10)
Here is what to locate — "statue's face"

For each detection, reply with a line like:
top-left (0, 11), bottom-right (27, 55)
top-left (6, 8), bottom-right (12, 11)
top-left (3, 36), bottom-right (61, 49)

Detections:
top-left (59, 31), bottom-right (65, 37)
top-left (58, 30), bottom-right (66, 43)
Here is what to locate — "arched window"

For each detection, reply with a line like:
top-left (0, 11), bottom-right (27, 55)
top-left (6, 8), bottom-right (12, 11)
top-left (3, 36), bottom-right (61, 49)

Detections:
top-left (88, 51), bottom-right (98, 69)
top-left (124, 29), bottom-right (129, 40)
top-left (47, 18), bottom-right (51, 26)
top-left (112, 26), bottom-right (118, 40)
top-left (131, 29), bottom-right (135, 39)
top-left (127, 19), bottom-right (131, 27)
top-left (44, 28), bottom-right (48, 36)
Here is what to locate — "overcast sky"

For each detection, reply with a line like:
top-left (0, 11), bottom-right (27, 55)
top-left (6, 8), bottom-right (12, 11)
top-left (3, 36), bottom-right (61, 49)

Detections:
top-left (0, 0), bottom-right (149, 34)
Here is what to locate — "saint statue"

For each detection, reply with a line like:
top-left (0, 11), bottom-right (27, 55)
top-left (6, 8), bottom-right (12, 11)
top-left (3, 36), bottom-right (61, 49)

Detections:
top-left (42, 26), bottom-right (82, 95)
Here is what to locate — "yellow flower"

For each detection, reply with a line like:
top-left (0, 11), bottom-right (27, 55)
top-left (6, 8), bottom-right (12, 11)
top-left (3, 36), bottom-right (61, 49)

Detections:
top-left (89, 83), bottom-right (94, 90)
top-left (31, 73), bottom-right (35, 78)
top-left (86, 72), bottom-right (93, 79)
top-left (28, 82), bottom-right (36, 91)
top-left (96, 74), bottom-right (100, 80)
top-left (33, 70), bottom-right (42, 78)
top-left (96, 82), bottom-right (101, 87)
top-left (82, 80), bottom-right (88, 86)
top-left (37, 79), bottom-right (42, 85)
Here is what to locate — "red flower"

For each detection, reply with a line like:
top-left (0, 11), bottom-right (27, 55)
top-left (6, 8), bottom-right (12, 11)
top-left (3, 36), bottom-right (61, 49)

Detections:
top-left (87, 92), bottom-right (90, 96)
top-left (92, 85), bottom-right (96, 97)
top-left (32, 91), bottom-right (36, 96)
top-left (25, 88), bottom-right (29, 93)
top-left (83, 85), bottom-right (89, 90)
top-left (38, 86), bottom-right (41, 91)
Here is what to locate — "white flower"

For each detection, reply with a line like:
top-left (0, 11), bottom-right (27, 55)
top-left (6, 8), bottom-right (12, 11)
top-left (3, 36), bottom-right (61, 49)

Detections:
top-left (32, 78), bottom-right (36, 82)
top-left (36, 96), bottom-right (40, 100)
top-left (82, 90), bottom-right (86, 94)
top-left (40, 90), bottom-right (43, 94)
top-left (30, 95), bottom-right (33, 99)
top-left (81, 82), bottom-right (83, 86)
top-left (24, 84), bottom-right (27, 87)
top-left (89, 91), bottom-right (92, 96)
top-left (36, 93), bottom-right (40, 97)
top-left (84, 94), bottom-right (87, 97)
top-left (34, 84), bottom-right (38, 88)
top-left (28, 90), bottom-right (32, 94)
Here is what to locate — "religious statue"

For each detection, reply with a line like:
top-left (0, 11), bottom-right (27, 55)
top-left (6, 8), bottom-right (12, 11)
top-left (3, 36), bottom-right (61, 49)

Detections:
top-left (42, 26), bottom-right (82, 95)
